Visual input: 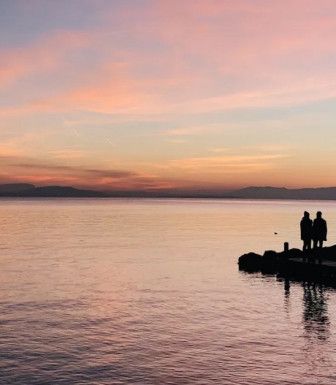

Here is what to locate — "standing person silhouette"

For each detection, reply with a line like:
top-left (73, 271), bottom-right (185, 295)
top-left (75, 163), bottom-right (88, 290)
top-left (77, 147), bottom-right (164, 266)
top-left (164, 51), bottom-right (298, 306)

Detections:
top-left (300, 211), bottom-right (312, 251)
top-left (313, 211), bottom-right (327, 249)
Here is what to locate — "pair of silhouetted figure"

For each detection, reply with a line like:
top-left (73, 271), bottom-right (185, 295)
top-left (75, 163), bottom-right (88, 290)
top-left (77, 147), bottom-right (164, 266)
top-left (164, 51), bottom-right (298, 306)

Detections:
top-left (300, 211), bottom-right (327, 251)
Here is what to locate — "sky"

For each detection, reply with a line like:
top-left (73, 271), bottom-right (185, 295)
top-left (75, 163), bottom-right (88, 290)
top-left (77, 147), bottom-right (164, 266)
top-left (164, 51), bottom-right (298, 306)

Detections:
top-left (1, 0), bottom-right (336, 192)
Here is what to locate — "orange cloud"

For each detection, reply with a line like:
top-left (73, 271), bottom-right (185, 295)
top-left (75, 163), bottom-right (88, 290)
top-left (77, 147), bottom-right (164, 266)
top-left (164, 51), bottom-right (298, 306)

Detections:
top-left (162, 125), bottom-right (221, 137)
top-left (0, 155), bottom-right (178, 191)
top-left (164, 154), bottom-right (289, 173)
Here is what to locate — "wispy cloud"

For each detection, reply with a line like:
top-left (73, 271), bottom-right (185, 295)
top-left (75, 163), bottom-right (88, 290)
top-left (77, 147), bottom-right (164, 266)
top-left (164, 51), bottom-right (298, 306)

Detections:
top-left (1, 0), bottom-right (336, 189)
top-left (0, 30), bottom-right (92, 89)
top-left (166, 153), bottom-right (289, 172)
top-left (0, 155), bottom-right (176, 191)
top-left (162, 125), bottom-right (221, 137)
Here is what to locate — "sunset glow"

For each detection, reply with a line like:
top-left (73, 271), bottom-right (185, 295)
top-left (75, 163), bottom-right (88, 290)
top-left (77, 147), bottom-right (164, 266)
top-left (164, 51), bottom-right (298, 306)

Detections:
top-left (1, 0), bottom-right (336, 192)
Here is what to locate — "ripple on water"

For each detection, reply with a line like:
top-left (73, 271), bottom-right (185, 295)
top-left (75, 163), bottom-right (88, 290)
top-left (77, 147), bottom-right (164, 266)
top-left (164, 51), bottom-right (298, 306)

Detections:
top-left (1, 199), bottom-right (336, 384)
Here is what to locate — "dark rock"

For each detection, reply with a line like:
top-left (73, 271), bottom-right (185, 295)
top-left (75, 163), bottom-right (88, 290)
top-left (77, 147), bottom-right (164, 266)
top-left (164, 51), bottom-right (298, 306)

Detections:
top-left (238, 245), bottom-right (336, 287)
top-left (238, 252), bottom-right (262, 271)
top-left (285, 248), bottom-right (303, 259)
top-left (317, 245), bottom-right (336, 261)
top-left (263, 250), bottom-right (279, 261)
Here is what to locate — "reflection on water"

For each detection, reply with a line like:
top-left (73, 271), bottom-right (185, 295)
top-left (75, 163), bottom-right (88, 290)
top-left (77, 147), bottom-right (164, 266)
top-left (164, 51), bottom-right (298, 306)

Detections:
top-left (1, 198), bottom-right (336, 384)
top-left (301, 282), bottom-right (332, 379)
top-left (302, 282), bottom-right (330, 341)
top-left (281, 278), bottom-right (333, 380)
top-left (283, 278), bottom-right (291, 315)
top-left (283, 279), bottom-right (330, 340)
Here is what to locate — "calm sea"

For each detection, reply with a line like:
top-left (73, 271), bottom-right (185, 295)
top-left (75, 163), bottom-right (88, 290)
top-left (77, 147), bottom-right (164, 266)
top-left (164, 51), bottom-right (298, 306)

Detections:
top-left (0, 199), bottom-right (336, 385)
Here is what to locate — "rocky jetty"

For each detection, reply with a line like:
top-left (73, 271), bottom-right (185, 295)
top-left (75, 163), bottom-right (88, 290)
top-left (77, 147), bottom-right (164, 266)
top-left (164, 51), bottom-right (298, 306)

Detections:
top-left (238, 244), bottom-right (336, 285)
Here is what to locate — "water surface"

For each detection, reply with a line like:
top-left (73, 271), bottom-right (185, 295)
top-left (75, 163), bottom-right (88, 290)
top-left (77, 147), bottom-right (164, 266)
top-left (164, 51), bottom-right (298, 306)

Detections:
top-left (0, 199), bottom-right (336, 384)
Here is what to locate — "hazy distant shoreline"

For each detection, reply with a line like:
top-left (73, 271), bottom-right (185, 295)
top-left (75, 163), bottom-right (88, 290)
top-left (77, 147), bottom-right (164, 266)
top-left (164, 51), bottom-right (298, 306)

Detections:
top-left (2, 183), bottom-right (336, 200)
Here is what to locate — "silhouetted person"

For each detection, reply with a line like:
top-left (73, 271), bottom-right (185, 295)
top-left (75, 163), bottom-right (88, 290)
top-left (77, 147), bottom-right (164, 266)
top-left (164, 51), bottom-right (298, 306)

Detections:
top-left (313, 211), bottom-right (327, 249)
top-left (300, 211), bottom-right (312, 251)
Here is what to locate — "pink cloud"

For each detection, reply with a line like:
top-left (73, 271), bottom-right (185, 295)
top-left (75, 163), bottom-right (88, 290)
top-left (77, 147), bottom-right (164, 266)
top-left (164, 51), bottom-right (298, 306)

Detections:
top-left (2, 0), bottom-right (336, 118)
top-left (113, 0), bottom-right (336, 108)
top-left (0, 30), bottom-right (92, 88)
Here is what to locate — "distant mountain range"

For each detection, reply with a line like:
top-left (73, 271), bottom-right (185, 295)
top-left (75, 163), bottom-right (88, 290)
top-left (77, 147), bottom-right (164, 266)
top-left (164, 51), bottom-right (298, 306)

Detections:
top-left (2, 183), bottom-right (336, 200)
top-left (0, 184), bottom-right (106, 197)
top-left (229, 186), bottom-right (336, 200)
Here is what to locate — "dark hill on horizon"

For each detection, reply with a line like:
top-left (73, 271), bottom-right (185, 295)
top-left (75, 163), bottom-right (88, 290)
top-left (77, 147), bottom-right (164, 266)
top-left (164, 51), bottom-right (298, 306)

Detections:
top-left (0, 183), bottom-right (35, 193)
top-left (0, 184), bottom-right (107, 197)
top-left (230, 186), bottom-right (336, 200)
top-left (2, 183), bottom-right (336, 199)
